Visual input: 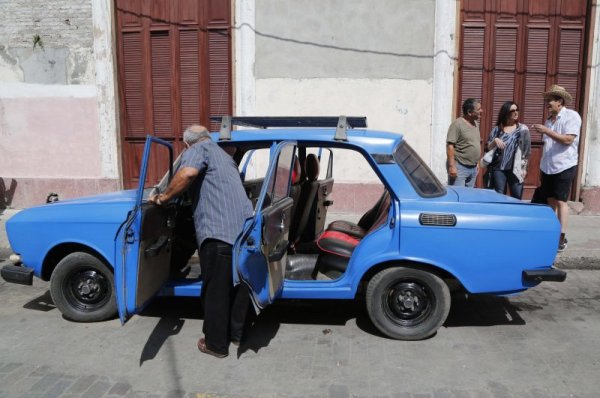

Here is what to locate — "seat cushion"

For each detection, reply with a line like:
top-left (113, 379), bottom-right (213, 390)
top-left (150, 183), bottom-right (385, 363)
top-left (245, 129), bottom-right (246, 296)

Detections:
top-left (316, 230), bottom-right (359, 258)
top-left (326, 220), bottom-right (367, 239)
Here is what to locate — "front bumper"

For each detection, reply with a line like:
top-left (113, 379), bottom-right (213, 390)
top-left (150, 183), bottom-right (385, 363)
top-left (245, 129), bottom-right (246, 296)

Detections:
top-left (523, 268), bottom-right (567, 283)
top-left (1, 260), bottom-right (34, 285)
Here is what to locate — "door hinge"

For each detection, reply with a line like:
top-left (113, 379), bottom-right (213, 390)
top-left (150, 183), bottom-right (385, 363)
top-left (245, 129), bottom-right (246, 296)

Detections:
top-left (126, 229), bottom-right (135, 244)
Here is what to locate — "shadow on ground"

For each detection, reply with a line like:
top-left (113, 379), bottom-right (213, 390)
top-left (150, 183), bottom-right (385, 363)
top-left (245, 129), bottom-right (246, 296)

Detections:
top-left (137, 293), bottom-right (531, 359)
top-left (23, 290), bottom-right (56, 312)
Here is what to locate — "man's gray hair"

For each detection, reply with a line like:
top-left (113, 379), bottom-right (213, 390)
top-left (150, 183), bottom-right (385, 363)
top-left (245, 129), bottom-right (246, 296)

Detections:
top-left (183, 125), bottom-right (210, 145)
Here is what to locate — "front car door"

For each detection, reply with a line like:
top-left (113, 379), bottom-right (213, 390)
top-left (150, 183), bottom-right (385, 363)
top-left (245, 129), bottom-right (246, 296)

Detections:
top-left (115, 136), bottom-right (174, 324)
top-left (233, 142), bottom-right (296, 310)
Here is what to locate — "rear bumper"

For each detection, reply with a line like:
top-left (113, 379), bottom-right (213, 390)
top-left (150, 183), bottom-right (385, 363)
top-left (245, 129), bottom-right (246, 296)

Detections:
top-left (523, 268), bottom-right (567, 283)
top-left (1, 261), bottom-right (34, 285)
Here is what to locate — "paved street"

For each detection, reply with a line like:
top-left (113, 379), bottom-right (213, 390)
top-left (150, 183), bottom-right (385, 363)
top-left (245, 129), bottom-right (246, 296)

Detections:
top-left (0, 269), bottom-right (599, 398)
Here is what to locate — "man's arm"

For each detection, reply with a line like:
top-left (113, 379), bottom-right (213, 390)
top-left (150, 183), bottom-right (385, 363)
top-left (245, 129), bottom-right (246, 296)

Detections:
top-left (148, 166), bottom-right (199, 205)
top-left (532, 124), bottom-right (576, 145)
top-left (446, 143), bottom-right (457, 178)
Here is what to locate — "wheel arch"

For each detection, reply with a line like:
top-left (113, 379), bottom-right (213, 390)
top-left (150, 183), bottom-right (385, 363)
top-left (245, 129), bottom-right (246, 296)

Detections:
top-left (358, 259), bottom-right (464, 293)
top-left (42, 243), bottom-right (113, 281)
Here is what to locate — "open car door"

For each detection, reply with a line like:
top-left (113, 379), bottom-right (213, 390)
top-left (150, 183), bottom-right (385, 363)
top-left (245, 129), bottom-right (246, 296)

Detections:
top-left (115, 136), bottom-right (174, 324)
top-left (233, 142), bottom-right (296, 310)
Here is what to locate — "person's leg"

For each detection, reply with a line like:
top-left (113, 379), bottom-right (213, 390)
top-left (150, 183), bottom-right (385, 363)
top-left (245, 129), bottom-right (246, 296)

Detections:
top-left (506, 172), bottom-right (523, 199)
top-left (464, 165), bottom-right (478, 188)
top-left (451, 163), bottom-right (470, 187)
top-left (492, 170), bottom-right (507, 194)
top-left (230, 283), bottom-right (252, 344)
top-left (199, 239), bottom-right (233, 355)
top-left (556, 200), bottom-right (569, 234)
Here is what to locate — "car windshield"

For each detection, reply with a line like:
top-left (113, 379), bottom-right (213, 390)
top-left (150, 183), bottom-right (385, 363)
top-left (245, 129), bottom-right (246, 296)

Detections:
top-left (394, 141), bottom-right (446, 197)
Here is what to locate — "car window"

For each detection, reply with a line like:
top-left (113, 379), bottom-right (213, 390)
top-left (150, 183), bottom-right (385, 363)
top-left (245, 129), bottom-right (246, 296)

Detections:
top-left (305, 147), bottom-right (333, 179)
top-left (239, 148), bottom-right (270, 181)
top-left (394, 141), bottom-right (446, 197)
top-left (267, 144), bottom-right (296, 204)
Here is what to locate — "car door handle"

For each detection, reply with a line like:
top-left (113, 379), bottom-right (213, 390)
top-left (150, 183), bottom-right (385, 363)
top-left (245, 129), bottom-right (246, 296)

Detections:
top-left (145, 235), bottom-right (169, 258)
top-left (268, 240), bottom-right (289, 262)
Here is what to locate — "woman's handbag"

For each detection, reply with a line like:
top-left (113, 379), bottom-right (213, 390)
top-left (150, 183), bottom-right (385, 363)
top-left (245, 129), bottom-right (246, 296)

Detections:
top-left (480, 148), bottom-right (496, 168)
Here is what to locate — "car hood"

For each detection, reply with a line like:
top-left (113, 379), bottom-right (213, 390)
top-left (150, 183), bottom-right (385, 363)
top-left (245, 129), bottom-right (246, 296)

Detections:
top-left (45, 189), bottom-right (138, 207)
top-left (448, 186), bottom-right (530, 204)
top-left (7, 190), bottom-right (138, 228)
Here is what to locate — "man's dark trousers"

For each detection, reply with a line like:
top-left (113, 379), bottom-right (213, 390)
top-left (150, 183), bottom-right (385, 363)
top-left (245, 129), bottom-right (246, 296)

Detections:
top-left (199, 239), bottom-right (250, 354)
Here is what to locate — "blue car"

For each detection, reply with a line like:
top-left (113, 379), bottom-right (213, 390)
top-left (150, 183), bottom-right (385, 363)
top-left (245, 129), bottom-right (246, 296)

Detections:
top-left (1, 116), bottom-right (566, 340)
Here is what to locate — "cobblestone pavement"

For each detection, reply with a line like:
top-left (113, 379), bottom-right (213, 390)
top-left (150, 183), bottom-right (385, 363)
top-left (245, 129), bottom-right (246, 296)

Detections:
top-left (0, 270), bottom-right (599, 398)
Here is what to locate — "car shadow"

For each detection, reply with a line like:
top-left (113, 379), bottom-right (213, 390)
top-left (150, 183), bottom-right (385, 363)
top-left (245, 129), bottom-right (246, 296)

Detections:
top-left (22, 290), bottom-right (56, 312)
top-left (444, 293), bottom-right (527, 328)
top-left (138, 293), bottom-right (531, 357)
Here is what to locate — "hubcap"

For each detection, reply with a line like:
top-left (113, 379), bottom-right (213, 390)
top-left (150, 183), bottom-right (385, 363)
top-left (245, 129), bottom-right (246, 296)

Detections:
top-left (65, 268), bottom-right (110, 311)
top-left (384, 281), bottom-right (433, 326)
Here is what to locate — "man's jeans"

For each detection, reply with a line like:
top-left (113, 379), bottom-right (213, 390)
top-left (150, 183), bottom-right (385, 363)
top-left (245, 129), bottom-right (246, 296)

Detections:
top-left (448, 162), bottom-right (478, 188)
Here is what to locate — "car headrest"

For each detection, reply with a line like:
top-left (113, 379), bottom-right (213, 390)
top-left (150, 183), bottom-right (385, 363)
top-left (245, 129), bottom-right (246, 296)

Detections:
top-left (305, 154), bottom-right (320, 182)
top-left (292, 157), bottom-right (301, 185)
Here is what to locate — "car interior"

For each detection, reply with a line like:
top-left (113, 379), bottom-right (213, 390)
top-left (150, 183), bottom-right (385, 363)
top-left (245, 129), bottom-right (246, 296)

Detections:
top-left (156, 141), bottom-right (390, 283)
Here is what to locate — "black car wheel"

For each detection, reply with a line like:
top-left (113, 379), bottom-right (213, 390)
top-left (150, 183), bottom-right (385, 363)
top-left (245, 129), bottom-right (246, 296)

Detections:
top-left (50, 252), bottom-right (117, 322)
top-left (366, 266), bottom-right (450, 340)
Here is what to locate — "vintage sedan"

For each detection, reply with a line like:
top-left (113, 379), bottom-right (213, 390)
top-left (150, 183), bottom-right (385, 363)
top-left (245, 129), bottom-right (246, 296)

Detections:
top-left (1, 116), bottom-right (566, 340)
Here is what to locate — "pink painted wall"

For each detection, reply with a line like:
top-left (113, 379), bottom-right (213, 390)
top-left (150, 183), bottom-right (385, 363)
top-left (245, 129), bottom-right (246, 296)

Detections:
top-left (0, 97), bottom-right (101, 178)
top-left (0, 96), bottom-right (120, 208)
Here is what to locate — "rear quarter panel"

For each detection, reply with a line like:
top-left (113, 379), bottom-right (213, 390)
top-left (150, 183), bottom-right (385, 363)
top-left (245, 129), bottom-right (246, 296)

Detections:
top-left (398, 200), bottom-right (560, 293)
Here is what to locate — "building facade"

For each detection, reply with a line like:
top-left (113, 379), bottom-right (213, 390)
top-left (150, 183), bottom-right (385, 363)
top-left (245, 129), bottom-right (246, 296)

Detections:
top-left (1, 0), bottom-right (599, 213)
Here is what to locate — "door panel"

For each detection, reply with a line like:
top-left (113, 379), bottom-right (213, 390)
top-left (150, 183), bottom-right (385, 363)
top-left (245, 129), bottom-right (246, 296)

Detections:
top-left (116, 136), bottom-right (174, 324)
top-left (234, 142), bottom-right (296, 310)
top-left (135, 204), bottom-right (174, 308)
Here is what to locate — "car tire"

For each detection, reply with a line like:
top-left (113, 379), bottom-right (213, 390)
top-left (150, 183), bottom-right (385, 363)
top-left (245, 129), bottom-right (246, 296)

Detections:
top-left (50, 252), bottom-right (117, 322)
top-left (366, 266), bottom-right (450, 340)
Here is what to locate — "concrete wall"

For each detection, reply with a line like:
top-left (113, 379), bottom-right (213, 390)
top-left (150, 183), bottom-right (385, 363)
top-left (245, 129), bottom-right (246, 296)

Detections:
top-left (0, 0), bottom-right (119, 209)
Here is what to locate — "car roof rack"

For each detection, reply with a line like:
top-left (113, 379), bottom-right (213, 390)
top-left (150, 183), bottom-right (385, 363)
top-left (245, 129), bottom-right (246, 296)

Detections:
top-left (211, 116), bottom-right (367, 141)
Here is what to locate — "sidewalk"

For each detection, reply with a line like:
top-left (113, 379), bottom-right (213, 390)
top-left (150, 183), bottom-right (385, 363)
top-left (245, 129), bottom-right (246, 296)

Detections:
top-left (1, 208), bottom-right (599, 269)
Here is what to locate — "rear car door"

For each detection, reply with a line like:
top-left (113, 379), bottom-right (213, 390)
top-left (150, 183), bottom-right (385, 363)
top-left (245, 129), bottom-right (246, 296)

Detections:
top-left (115, 136), bottom-right (175, 324)
top-left (233, 142), bottom-right (296, 310)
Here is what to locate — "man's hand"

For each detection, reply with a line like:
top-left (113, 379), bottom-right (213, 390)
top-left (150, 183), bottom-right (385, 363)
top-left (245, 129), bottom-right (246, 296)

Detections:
top-left (532, 124), bottom-right (550, 135)
top-left (532, 124), bottom-right (575, 145)
top-left (148, 193), bottom-right (166, 206)
top-left (448, 164), bottom-right (457, 178)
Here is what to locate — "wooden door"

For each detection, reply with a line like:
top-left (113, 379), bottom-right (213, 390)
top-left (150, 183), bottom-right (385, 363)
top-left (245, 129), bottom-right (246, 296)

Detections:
top-left (459, 0), bottom-right (590, 199)
top-left (116, 0), bottom-right (232, 188)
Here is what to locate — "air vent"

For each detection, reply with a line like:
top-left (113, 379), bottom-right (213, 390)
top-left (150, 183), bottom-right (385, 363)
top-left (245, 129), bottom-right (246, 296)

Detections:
top-left (419, 213), bottom-right (457, 227)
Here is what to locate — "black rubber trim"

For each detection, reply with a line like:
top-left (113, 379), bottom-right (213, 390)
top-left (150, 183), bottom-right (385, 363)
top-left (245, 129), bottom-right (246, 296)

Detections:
top-left (523, 268), bottom-right (567, 283)
top-left (1, 262), bottom-right (34, 286)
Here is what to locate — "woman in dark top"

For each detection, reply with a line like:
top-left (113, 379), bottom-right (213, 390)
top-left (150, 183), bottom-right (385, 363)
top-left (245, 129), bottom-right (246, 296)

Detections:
top-left (486, 101), bottom-right (531, 199)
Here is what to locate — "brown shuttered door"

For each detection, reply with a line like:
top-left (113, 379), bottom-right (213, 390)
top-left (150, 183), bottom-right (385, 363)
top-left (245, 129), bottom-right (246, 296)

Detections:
top-left (459, 0), bottom-right (590, 199)
top-left (116, 0), bottom-right (232, 188)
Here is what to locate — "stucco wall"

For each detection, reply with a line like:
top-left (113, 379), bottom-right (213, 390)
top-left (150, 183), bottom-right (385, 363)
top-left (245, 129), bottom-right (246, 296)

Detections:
top-left (248, 0), bottom-right (436, 196)
top-left (581, 2), bottom-right (600, 214)
top-left (255, 0), bottom-right (434, 80)
top-left (0, 0), bottom-right (119, 209)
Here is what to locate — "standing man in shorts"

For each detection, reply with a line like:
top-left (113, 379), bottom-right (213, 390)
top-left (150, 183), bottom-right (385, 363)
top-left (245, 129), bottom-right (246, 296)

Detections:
top-left (532, 85), bottom-right (582, 252)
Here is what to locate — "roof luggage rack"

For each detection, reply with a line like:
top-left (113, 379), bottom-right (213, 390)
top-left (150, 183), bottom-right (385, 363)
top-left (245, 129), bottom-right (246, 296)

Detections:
top-left (211, 116), bottom-right (367, 141)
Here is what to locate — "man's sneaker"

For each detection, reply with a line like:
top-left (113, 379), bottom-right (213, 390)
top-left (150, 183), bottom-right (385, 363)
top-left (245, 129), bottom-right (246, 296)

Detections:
top-left (558, 236), bottom-right (568, 252)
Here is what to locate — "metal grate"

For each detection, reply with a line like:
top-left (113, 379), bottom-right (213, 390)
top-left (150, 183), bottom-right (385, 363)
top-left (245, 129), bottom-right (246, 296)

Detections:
top-left (419, 213), bottom-right (457, 227)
